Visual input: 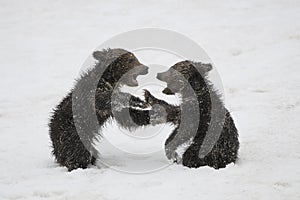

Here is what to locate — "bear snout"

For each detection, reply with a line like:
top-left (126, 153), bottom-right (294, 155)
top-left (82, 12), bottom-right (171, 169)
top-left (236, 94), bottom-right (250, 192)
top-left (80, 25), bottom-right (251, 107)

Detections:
top-left (139, 65), bottom-right (149, 75)
top-left (156, 71), bottom-right (170, 82)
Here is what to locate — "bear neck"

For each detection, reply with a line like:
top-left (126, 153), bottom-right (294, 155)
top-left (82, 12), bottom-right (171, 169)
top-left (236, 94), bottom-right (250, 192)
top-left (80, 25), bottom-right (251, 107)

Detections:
top-left (180, 73), bottom-right (225, 123)
top-left (179, 73), bottom-right (226, 147)
top-left (180, 74), bottom-right (212, 109)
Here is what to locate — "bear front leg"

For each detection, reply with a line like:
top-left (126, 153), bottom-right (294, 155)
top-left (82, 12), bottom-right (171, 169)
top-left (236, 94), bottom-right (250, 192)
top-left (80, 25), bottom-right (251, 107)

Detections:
top-left (164, 127), bottom-right (181, 162)
top-left (128, 94), bottom-right (149, 109)
top-left (144, 89), bottom-right (180, 125)
top-left (113, 92), bottom-right (151, 128)
top-left (114, 91), bottom-right (148, 110)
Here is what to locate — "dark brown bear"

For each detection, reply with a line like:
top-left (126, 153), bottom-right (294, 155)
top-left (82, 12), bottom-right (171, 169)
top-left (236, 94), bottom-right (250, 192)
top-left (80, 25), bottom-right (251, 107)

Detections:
top-left (144, 61), bottom-right (239, 169)
top-left (49, 49), bottom-right (151, 171)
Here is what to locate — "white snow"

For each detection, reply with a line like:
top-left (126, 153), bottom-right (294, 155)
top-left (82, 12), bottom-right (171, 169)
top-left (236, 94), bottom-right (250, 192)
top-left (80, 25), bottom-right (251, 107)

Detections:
top-left (0, 0), bottom-right (300, 199)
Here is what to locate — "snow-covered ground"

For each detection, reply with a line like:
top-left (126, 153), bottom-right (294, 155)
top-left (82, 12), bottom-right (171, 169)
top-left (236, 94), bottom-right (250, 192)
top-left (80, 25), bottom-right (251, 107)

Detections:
top-left (1, 0), bottom-right (300, 199)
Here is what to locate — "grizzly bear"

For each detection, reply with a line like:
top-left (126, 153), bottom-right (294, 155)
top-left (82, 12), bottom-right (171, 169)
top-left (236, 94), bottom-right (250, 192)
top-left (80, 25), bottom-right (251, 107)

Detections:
top-left (49, 49), bottom-right (152, 171)
top-left (144, 61), bottom-right (239, 169)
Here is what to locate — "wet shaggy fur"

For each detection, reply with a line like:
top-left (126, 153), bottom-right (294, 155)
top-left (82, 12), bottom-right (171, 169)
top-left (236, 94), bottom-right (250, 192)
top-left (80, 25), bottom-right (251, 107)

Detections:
top-left (49, 49), bottom-right (151, 171)
top-left (145, 61), bottom-right (239, 169)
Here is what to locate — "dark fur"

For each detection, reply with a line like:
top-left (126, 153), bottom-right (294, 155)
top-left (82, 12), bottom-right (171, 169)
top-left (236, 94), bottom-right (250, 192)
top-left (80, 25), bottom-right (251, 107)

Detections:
top-left (49, 49), bottom-right (151, 171)
top-left (145, 61), bottom-right (239, 169)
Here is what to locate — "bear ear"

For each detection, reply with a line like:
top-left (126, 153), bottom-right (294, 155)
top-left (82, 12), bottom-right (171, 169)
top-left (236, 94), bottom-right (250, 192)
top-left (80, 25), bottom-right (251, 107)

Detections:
top-left (192, 62), bottom-right (213, 74)
top-left (92, 51), bottom-right (107, 61)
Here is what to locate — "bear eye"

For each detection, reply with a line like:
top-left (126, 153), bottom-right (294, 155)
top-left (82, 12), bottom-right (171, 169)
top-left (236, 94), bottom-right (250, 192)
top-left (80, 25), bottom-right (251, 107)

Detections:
top-left (128, 58), bottom-right (134, 64)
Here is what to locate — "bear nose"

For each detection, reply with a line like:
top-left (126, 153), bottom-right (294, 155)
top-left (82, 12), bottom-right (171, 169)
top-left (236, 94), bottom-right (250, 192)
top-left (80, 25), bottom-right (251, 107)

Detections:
top-left (140, 65), bottom-right (149, 75)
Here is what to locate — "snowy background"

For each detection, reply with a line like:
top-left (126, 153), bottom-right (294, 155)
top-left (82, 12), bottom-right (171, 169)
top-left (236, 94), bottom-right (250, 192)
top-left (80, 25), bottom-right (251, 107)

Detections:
top-left (0, 0), bottom-right (300, 199)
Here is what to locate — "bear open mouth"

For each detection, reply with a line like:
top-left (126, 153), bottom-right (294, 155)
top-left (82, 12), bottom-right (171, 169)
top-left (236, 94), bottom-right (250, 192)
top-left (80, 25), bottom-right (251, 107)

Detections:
top-left (162, 87), bottom-right (175, 95)
top-left (126, 74), bottom-right (139, 87)
top-left (126, 66), bottom-right (148, 87)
